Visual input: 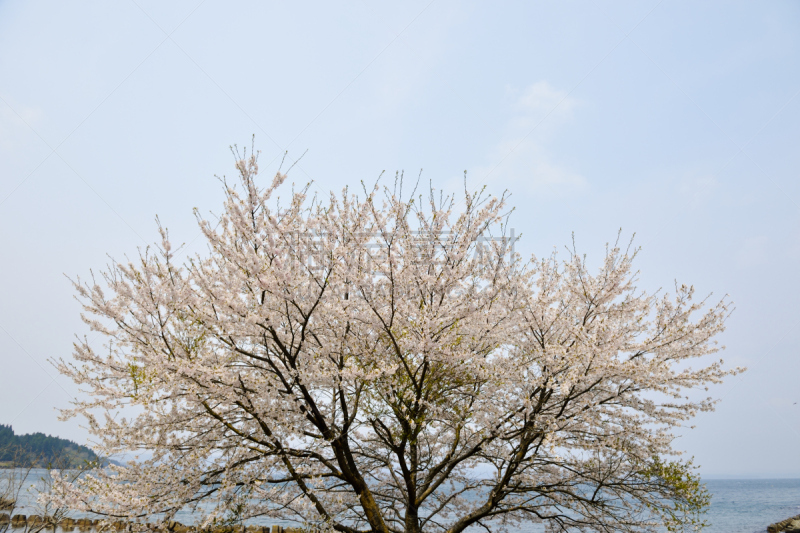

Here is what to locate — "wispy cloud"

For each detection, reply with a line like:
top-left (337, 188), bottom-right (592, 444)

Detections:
top-left (0, 98), bottom-right (44, 152)
top-left (489, 139), bottom-right (588, 196)
top-left (463, 81), bottom-right (586, 198)
top-left (677, 172), bottom-right (719, 207)
top-left (516, 81), bottom-right (578, 116)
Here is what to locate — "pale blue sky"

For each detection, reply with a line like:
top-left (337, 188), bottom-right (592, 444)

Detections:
top-left (1, 0), bottom-right (799, 477)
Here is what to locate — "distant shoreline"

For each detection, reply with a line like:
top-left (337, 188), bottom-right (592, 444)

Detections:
top-left (0, 425), bottom-right (103, 469)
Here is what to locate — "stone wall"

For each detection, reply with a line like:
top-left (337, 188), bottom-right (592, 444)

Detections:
top-left (0, 514), bottom-right (301, 533)
top-left (768, 514), bottom-right (800, 533)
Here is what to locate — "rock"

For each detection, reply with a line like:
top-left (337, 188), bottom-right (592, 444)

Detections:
top-left (98, 520), bottom-right (120, 532)
top-left (768, 514), bottom-right (800, 532)
top-left (0, 498), bottom-right (15, 511)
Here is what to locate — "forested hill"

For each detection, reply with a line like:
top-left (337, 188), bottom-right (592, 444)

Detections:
top-left (0, 424), bottom-right (99, 468)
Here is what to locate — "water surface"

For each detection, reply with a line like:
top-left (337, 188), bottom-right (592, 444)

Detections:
top-left (5, 471), bottom-right (799, 532)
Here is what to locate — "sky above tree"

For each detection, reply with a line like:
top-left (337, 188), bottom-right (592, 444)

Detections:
top-left (0, 0), bottom-right (798, 478)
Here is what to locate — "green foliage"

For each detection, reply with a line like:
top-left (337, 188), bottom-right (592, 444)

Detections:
top-left (640, 456), bottom-right (711, 532)
top-left (0, 424), bottom-right (99, 468)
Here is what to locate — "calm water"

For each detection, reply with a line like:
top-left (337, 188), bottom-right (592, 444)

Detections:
top-left (503, 479), bottom-right (800, 533)
top-left (701, 479), bottom-right (800, 533)
top-left (5, 470), bottom-right (799, 532)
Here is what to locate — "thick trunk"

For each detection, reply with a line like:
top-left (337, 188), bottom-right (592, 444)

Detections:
top-left (404, 439), bottom-right (420, 533)
top-left (356, 485), bottom-right (389, 533)
top-left (403, 506), bottom-right (420, 533)
top-left (330, 437), bottom-right (389, 533)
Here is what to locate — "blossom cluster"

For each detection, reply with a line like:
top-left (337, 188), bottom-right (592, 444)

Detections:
top-left (48, 153), bottom-right (739, 533)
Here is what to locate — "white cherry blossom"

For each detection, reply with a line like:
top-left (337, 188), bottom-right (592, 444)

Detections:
top-left (49, 151), bottom-right (739, 533)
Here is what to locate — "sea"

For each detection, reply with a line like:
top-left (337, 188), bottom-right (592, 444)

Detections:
top-left (4, 470), bottom-right (799, 533)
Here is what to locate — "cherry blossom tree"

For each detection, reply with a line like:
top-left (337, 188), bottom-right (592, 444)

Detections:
top-left (50, 150), bottom-right (737, 533)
